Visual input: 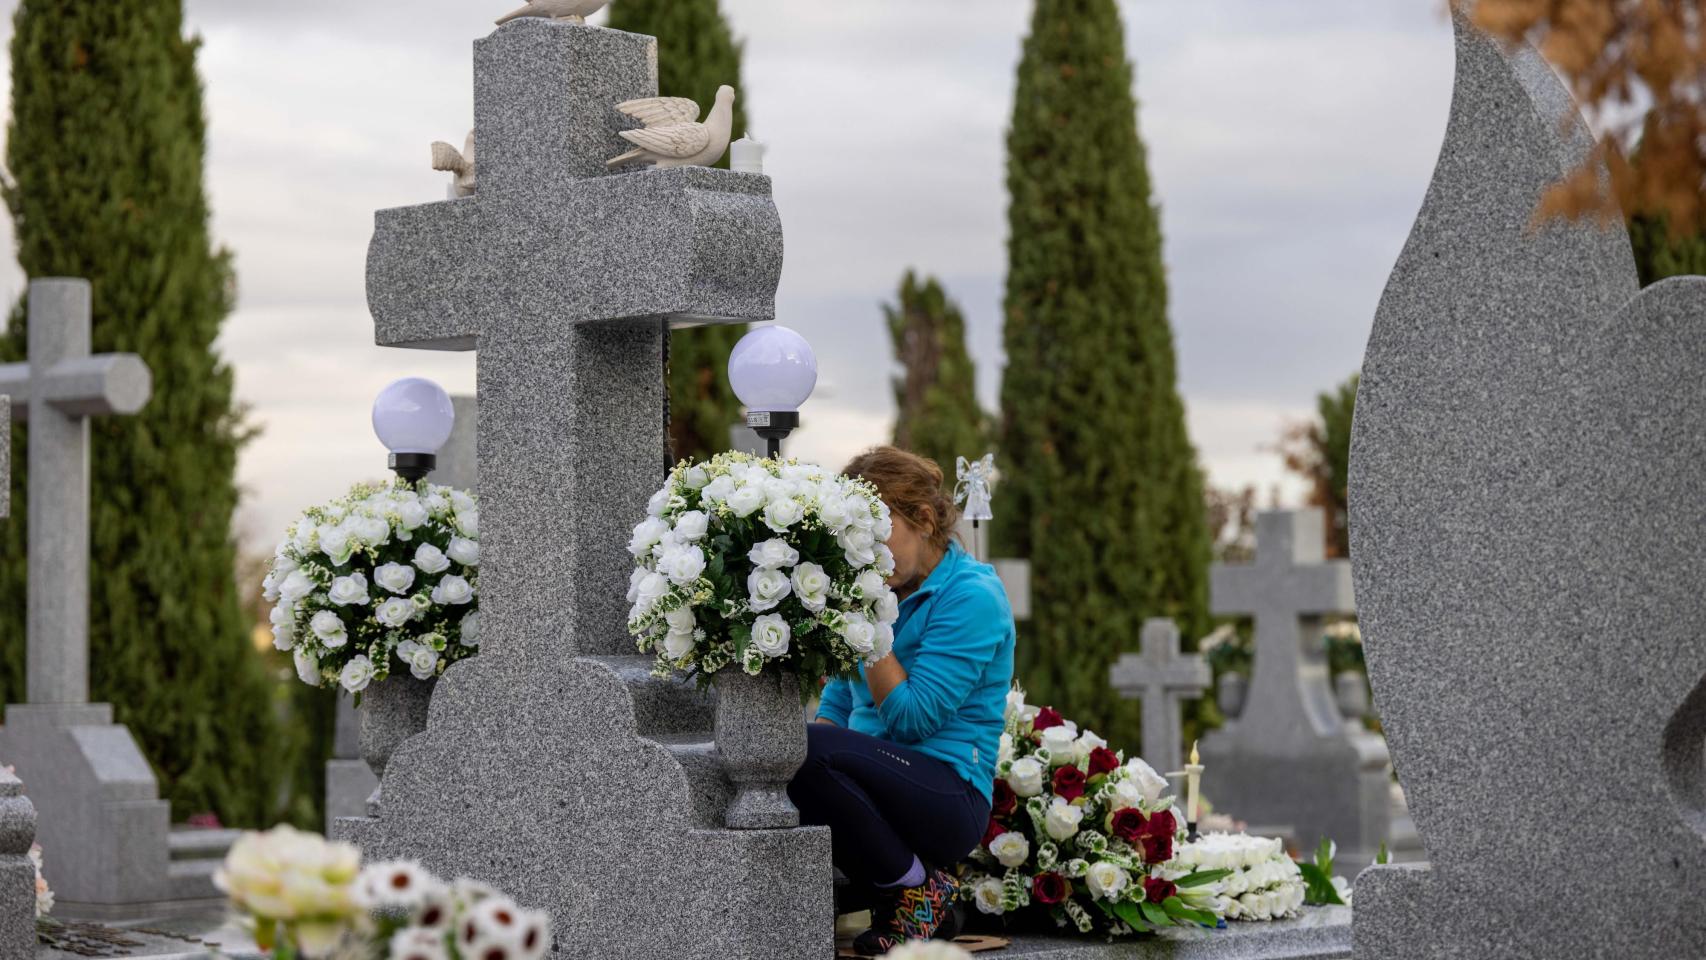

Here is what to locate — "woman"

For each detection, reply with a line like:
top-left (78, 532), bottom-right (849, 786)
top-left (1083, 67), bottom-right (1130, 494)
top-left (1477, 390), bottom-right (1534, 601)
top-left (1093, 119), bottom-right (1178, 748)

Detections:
top-left (788, 446), bottom-right (1016, 955)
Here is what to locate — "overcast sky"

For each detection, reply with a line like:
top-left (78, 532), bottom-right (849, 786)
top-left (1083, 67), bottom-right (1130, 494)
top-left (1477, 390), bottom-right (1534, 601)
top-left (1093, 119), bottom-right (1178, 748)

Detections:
top-left (0, 1), bottom-right (1454, 550)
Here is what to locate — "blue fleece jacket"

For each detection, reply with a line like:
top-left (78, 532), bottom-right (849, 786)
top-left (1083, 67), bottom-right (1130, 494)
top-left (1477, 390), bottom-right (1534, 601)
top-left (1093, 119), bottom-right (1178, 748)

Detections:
top-left (815, 542), bottom-right (1015, 802)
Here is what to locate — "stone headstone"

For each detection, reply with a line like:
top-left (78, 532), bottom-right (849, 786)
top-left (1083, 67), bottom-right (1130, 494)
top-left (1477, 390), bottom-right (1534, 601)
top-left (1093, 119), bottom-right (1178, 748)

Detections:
top-left (1350, 13), bottom-right (1706, 957)
top-left (1198, 509), bottom-right (1391, 866)
top-left (1109, 618), bottom-right (1209, 773)
top-left (0, 768), bottom-right (35, 960)
top-left (0, 280), bottom-right (219, 919)
top-left (331, 22), bottom-right (829, 959)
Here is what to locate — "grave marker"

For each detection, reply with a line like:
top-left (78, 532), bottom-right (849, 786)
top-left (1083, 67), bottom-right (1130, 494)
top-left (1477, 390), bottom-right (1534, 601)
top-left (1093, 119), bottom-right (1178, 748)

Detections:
top-left (1110, 618), bottom-right (1210, 774)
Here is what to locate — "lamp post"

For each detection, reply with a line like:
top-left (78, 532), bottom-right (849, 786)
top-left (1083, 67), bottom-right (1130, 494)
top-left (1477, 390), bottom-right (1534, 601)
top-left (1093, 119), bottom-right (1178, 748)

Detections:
top-left (372, 377), bottom-right (456, 482)
top-left (728, 325), bottom-right (817, 458)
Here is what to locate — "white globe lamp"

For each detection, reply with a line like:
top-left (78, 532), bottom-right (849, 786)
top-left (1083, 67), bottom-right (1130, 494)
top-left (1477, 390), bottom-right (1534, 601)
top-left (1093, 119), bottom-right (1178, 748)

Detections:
top-left (728, 325), bottom-right (817, 457)
top-left (372, 376), bottom-right (456, 481)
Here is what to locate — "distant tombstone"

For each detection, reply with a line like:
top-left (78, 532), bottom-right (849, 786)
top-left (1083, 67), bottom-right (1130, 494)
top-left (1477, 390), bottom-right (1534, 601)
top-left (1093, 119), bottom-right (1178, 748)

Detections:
top-left (1109, 618), bottom-right (1210, 773)
top-left (0, 768), bottom-right (34, 960)
top-left (1350, 13), bottom-right (1706, 957)
top-left (1198, 509), bottom-right (1391, 867)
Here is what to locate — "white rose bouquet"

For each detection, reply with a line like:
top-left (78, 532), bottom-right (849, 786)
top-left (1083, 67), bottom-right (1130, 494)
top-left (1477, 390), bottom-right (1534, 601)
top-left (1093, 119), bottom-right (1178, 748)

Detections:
top-left (961, 689), bottom-right (1230, 937)
top-left (626, 452), bottom-right (900, 700)
top-left (1165, 833), bottom-right (1306, 922)
top-left (265, 480), bottom-right (480, 699)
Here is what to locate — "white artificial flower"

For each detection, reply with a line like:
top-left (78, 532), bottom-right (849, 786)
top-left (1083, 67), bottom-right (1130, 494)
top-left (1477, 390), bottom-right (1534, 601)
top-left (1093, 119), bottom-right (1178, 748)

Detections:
top-left (840, 611), bottom-right (877, 654)
top-left (1044, 799), bottom-right (1085, 842)
top-left (293, 648), bottom-right (320, 686)
top-left (375, 562), bottom-right (417, 595)
top-left (261, 571), bottom-right (281, 604)
top-left (997, 732), bottom-right (1015, 767)
top-left (970, 877), bottom-right (1005, 916)
top-left (661, 544), bottom-right (706, 586)
top-left (376, 597), bottom-right (416, 628)
top-left (423, 493), bottom-right (450, 515)
top-left (839, 528), bottom-right (877, 568)
top-left (747, 539), bottom-right (800, 569)
top-left (1005, 689), bottom-right (1029, 721)
top-left (447, 537), bottom-right (480, 567)
top-left (664, 605), bottom-right (697, 636)
top-left (1109, 779), bottom-right (1146, 813)
top-left (1085, 862), bottom-right (1130, 901)
top-left (683, 465), bottom-right (710, 490)
top-left (397, 500), bottom-right (429, 530)
top-left (700, 475), bottom-right (736, 504)
top-left (746, 567), bottom-right (792, 612)
top-left (357, 860), bottom-right (441, 911)
top-left (853, 569), bottom-right (886, 600)
top-left (413, 543), bottom-right (452, 574)
top-left (1074, 730), bottom-right (1108, 764)
top-left (328, 573), bottom-right (370, 607)
top-left (279, 569), bottom-right (314, 604)
top-left (661, 628), bottom-right (696, 661)
top-left (459, 612), bottom-right (480, 646)
top-left (309, 610), bottom-right (346, 643)
top-left (339, 656), bottom-right (376, 693)
top-left (432, 575), bottom-right (475, 606)
top-left (633, 572), bottom-right (670, 614)
top-left (762, 497), bottom-right (805, 532)
top-left (1008, 758), bottom-right (1045, 797)
top-left (348, 514), bottom-right (390, 547)
top-left (396, 640), bottom-right (439, 680)
top-left (1124, 757), bottom-right (1170, 806)
top-left (750, 614), bottom-right (792, 658)
top-left (391, 928), bottom-right (450, 960)
top-left (269, 605), bottom-right (295, 650)
top-left (872, 622), bottom-right (895, 662)
top-left (318, 524), bottom-right (353, 562)
top-left (727, 483), bottom-right (765, 518)
top-left (989, 831), bottom-right (1030, 869)
top-left (874, 544), bottom-right (897, 577)
top-left (647, 488), bottom-right (670, 517)
top-left (673, 510), bottom-right (709, 541)
top-left (818, 496), bottom-right (854, 533)
top-left (790, 563), bottom-right (830, 612)
top-left (874, 588), bottom-right (900, 626)
top-left (628, 517), bottom-right (669, 557)
top-left (272, 552), bottom-right (300, 576)
top-left (1039, 726), bottom-right (1077, 764)
top-left (626, 567), bottom-right (647, 602)
top-left (449, 490), bottom-right (476, 514)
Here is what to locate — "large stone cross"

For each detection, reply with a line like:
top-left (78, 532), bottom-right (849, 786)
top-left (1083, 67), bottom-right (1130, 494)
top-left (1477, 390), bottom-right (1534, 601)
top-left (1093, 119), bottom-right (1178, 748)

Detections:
top-left (0, 279), bottom-right (150, 703)
top-left (1109, 618), bottom-right (1209, 773)
top-left (1198, 509), bottom-right (1390, 864)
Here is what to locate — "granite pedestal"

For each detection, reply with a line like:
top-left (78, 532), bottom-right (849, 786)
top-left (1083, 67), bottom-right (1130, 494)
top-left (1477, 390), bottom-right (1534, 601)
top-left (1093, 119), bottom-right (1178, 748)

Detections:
top-left (1349, 12), bottom-right (1706, 958)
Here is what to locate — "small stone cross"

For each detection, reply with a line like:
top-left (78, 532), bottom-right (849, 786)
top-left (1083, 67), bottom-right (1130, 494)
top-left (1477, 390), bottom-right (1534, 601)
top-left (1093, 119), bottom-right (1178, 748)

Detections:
top-left (0, 279), bottom-right (150, 704)
top-left (1109, 617), bottom-right (1209, 773)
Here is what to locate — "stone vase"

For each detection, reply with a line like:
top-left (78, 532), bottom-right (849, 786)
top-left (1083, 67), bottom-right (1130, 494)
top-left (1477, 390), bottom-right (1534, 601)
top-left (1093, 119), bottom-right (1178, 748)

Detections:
top-left (714, 669), bottom-right (806, 829)
top-left (359, 675), bottom-right (437, 816)
top-left (1217, 672), bottom-right (1248, 720)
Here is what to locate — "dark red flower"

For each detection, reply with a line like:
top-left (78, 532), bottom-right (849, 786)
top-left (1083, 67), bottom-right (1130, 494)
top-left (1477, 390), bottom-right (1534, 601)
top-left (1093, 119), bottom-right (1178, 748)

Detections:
top-left (1087, 746), bottom-right (1121, 777)
top-left (1108, 807), bottom-right (1145, 843)
top-left (1032, 706), bottom-right (1065, 732)
top-left (1142, 877), bottom-right (1177, 904)
top-left (1051, 765), bottom-right (1087, 802)
top-left (982, 817), bottom-right (1008, 850)
top-left (1137, 809), bottom-right (1176, 864)
top-left (1032, 871), bottom-right (1070, 905)
top-left (992, 779), bottom-right (1018, 818)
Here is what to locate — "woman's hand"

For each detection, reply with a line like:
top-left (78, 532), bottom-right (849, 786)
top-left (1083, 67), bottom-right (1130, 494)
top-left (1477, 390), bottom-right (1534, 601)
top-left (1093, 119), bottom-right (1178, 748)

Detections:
top-left (863, 653), bottom-right (908, 707)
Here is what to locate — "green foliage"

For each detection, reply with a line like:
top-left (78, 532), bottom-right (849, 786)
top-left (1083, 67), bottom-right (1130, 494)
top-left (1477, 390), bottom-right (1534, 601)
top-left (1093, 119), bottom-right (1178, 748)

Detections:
top-left (1279, 373), bottom-right (1357, 558)
top-left (994, 0), bottom-right (1212, 751)
top-left (608, 0), bottom-right (751, 461)
top-left (885, 270), bottom-right (989, 467)
top-left (1298, 838), bottom-right (1347, 906)
top-left (1629, 212), bottom-right (1706, 287)
top-left (0, 0), bottom-right (286, 825)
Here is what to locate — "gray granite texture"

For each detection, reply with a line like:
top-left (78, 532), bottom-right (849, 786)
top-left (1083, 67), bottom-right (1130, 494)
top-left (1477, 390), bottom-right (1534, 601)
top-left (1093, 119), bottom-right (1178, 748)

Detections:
top-left (713, 669), bottom-right (806, 829)
top-left (1349, 13), bottom-right (1706, 959)
top-left (355, 675), bottom-right (435, 815)
top-left (985, 907), bottom-right (1350, 959)
top-left (0, 768), bottom-right (35, 960)
top-left (338, 20), bottom-right (829, 959)
top-left (1199, 511), bottom-right (1390, 867)
top-left (1110, 618), bottom-right (1210, 773)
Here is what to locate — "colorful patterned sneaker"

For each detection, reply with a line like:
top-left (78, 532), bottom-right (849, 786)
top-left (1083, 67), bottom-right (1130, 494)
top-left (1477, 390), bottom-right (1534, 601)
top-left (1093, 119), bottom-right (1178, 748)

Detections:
top-left (852, 867), bottom-right (963, 956)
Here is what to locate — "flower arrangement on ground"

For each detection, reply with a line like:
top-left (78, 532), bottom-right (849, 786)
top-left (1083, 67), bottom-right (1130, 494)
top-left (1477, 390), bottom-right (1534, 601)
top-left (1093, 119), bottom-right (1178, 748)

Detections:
top-left (265, 480), bottom-right (480, 699)
top-left (960, 689), bottom-right (1230, 936)
top-left (215, 825), bottom-right (550, 960)
top-left (626, 453), bottom-right (900, 699)
top-left (1167, 833), bottom-right (1306, 921)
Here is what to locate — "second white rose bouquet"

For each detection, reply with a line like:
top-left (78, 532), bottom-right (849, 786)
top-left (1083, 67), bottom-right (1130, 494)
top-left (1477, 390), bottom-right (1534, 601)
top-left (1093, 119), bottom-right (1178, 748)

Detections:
top-left (626, 452), bottom-right (900, 699)
top-left (265, 479), bottom-right (480, 699)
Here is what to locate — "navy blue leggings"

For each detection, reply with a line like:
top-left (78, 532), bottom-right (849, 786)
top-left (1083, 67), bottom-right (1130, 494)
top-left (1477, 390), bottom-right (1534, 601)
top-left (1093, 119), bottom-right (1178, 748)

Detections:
top-left (787, 723), bottom-right (990, 886)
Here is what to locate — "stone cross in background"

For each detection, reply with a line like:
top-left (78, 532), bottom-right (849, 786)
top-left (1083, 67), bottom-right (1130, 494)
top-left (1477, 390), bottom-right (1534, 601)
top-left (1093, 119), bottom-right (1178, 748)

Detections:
top-left (326, 395), bottom-right (478, 823)
top-left (332, 21), bottom-right (828, 958)
top-left (1351, 14), bottom-right (1706, 957)
top-left (1198, 509), bottom-right (1391, 866)
top-left (1109, 618), bottom-right (1209, 773)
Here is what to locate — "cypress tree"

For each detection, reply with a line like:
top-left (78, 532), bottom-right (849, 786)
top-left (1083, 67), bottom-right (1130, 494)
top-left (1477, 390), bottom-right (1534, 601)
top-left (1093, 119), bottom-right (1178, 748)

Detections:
top-left (608, 0), bottom-right (751, 461)
top-left (1629, 214), bottom-right (1706, 286)
top-left (885, 270), bottom-right (989, 468)
top-left (0, 1), bottom-right (285, 825)
top-left (1278, 374), bottom-right (1358, 559)
top-left (995, 0), bottom-right (1212, 751)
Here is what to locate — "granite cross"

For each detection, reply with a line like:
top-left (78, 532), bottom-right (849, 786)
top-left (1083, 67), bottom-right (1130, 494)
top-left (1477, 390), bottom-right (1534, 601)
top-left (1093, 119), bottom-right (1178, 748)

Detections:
top-left (0, 279), bottom-right (150, 704)
top-left (1109, 618), bottom-right (1209, 773)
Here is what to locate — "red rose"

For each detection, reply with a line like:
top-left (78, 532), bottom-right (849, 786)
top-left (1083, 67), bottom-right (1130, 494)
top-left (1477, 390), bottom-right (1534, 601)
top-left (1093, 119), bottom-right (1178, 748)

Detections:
top-left (982, 817), bottom-right (1008, 850)
top-left (1088, 746), bottom-right (1121, 777)
top-left (1142, 877), bottom-right (1177, 904)
top-left (1137, 809), bottom-right (1176, 864)
top-left (1108, 807), bottom-right (1145, 843)
top-left (992, 779), bottom-right (1018, 818)
top-left (1032, 871), bottom-right (1070, 905)
top-left (1051, 765), bottom-right (1087, 802)
top-left (1032, 706), bottom-right (1065, 732)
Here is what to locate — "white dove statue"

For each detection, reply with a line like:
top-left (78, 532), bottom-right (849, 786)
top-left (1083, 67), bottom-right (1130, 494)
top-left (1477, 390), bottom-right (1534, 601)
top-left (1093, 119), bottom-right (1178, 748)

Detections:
top-left (495, 0), bottom-right (607, 25)
top-left (606, 85), bottom-right (737, 171)
top-left (430, 129), bottom-right (476, 198)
